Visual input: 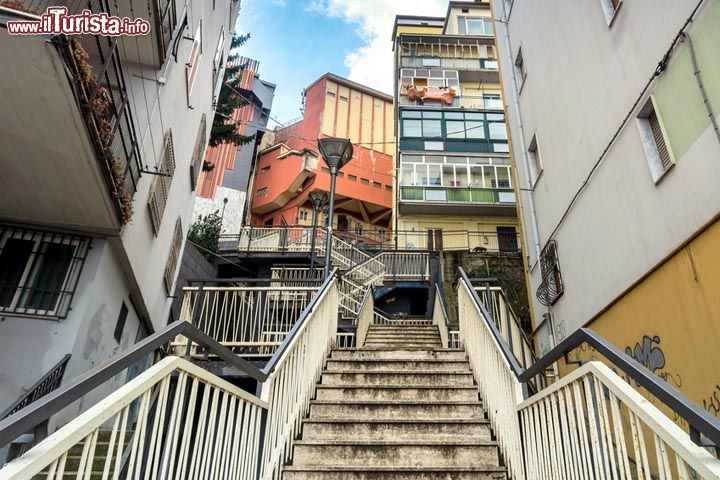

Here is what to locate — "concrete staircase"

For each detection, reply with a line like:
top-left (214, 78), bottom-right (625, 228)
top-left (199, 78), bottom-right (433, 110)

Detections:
top-left (283, 324), bottom-right (508, 479)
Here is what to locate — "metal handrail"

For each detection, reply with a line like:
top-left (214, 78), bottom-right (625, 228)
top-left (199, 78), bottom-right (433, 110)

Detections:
top-left (0, 355), bottom-right (71, 421)
top-left (0, 270), bottom-right (341, 450)
top-left (458, 267), bottom-right (720, 448)
top-left (434, 283), bottom-right (451, 331)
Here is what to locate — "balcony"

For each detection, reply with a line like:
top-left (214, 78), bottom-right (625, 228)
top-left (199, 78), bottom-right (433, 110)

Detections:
top-left (398, 94), bottom-right (504, 111)
top-left (399, 186), bottom-right (516, 215)
top-left (0, 2), bottom-right (142, 234)
top-left (400, 56), bottom-right (499, 83)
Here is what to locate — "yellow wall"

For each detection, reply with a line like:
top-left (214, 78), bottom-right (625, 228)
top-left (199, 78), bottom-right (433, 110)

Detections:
top-left (564, 218), bottom-right (720, 425)
top-left (397, 215), bottom-right (519, 250)
top-left (395, 25), bottom-right (443, 37)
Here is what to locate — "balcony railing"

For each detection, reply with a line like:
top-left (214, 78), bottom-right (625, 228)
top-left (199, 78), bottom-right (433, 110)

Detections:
top-left (58, 1), bottom-right (142, 224)
top-left (400, 56), bottom-right (499, 72)
top-left (399, 94), bottom-right (503, 110)
top-left (400, 185), bottom-right (515, 204)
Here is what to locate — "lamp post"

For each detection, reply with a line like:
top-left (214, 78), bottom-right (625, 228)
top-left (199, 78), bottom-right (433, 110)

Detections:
top-left (317, 137), bottom-right (354, 278)
top-left (308, 190), bottom-right (328, 278)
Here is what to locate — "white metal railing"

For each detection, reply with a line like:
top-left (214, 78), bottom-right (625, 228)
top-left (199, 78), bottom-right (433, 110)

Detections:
top-left (0, 356), bottom-right (267, 480)
top-left (174, 283), bottom-right (319, 358)
top-left (234, 227), bottom-right (314, 253)
top-left (335, 332), bottom-right (356, 349)
top-left (475, 286), bottom-right (535, 371)
top-left (450, 330), bottom-right (460, 349)
top-left (258, 279), bottom-right (338, 480)
top-left (270, 266), bottom-right (323, 288)
top-left (458, 280), bottom-right (526, 479)
top-left (432, 286), bottom-right (450, 348)
top-left (378, 251), bottom-right (430, 281)
top-left (458, 275), bottom-right (720, 480)
top-left (519, 362), bottom-right (720, 479)
top-left (355, 288), bottom-right (374, 348)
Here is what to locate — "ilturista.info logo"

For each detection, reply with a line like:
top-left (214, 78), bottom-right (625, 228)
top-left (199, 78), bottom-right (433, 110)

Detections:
top-left (7, 6), bottom-right (150, 36)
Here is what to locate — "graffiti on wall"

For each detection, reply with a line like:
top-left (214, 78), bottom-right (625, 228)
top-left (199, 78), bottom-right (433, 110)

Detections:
top-left (624, 335), bottom-right (683, 389)
top-left (702, 385), bottom-right (720, 418)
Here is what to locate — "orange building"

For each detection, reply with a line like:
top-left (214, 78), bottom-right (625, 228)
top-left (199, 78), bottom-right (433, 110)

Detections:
top-left (250, 74), bottom-right (394, 239)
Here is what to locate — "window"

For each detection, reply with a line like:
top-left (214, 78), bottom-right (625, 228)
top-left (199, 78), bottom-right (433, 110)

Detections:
top-left (488, 122), bottom-right (507, 140)
top-left (400, 69), bottom-right (459, 94)
top-left (373, 181), bottom-right (382, 188)
top-left (458, 16), bottom-right (493, 36)
top-left (360, 178), bottom-right (370, 185)
top-left (327, 91), bottom-right (336, 98)
top-left (528, 135), bottom-right (543, 186)
top-left (600, 0), bottom-right (623, 25)
top-left (637, 99), bottom-right (674, 183)
top-left (337, 172), bottom-right (345, 178)
top-left (537, 240), bottom-right (564, 306)
top-left (211, 27), bottom-right (225, 101)
top-left (339, 95), bottom-right (349, 102)
top-left (497, 227), bottom-right (519, 253)
top-left (399, 154), bottom-right (512, 191)
top-left (0, 226), bottom-right (91, 319)
top-left (114, 302), bottom-right (128, 343)
top-left (348, 175), bottom-right (357, 181)
top-left (385, 185), bottom-right (393, 191)
top-left (189, 115), bottom-right (207, 191)
top-left (298, 210), bottom-right (309, 221)
top-left (256, 187), bottom-right (268, 197)
top-left (163, 219), bottom-right (183, 293)
top-left (514, 47), bottom-right (526, 91)
top-left (148, 130), bottom-right (176, 235)
top-left (156, 0), bottom-right (177, 61)
top-left (260, 166), bottom-right (271, 173)
top-left (185, 23), bottom-right (202, 98)
top-left (321, 167), bottom-right (330, 173)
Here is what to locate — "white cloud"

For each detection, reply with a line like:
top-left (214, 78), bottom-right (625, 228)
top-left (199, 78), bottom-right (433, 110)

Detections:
top-left (310, 0), bottom-right (448, 93)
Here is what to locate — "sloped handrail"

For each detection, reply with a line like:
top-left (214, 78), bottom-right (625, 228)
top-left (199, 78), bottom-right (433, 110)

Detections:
top-left (432, 283), bottom-right (451, 347)
top-left (458, 267), bottom-right (720, 449)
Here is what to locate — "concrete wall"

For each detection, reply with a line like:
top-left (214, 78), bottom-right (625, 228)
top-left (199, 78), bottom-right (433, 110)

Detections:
top-left (496, 0), bottom-right (720, 340)
top-left (171, 244), bottom-right (216, 324)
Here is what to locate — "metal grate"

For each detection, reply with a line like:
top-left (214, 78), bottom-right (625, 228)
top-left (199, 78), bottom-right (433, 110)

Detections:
top-left (649, 110), bottom-right (673, 172)
top-left (0, 226), bottom-right (91, 319)
top-left (537, 240), bottom-right (564, 306)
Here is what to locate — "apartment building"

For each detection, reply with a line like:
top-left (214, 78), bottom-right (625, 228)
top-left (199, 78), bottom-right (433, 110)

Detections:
top-left (495, 0), bottom-right (720, 409)
top-left (249, 73), bottom-right (394, 240)
top-left (193, 56), bottom-right (276, 233)
top-left (392, 1), bottom-right (520, 253)
top-left (0, 0), bottom-right (238, 423)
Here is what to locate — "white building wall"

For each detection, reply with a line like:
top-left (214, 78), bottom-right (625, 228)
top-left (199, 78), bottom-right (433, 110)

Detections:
top-left (193, 186), bottom-right (247, 235)
top-left (495, 0), bottom-right (720, 339)
top-left (119, 0), bottom-right (238, 331)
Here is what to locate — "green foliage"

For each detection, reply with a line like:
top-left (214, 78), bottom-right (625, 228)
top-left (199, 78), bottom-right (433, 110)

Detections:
top-left (188, 211), bottom-right (222, 261)
top-left (209, 33), bottom-right (257, 148)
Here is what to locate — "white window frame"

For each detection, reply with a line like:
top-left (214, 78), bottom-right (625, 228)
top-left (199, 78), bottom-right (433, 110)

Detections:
top-left (599, 0), bottom-right (623, 26)
top-left (186, 22), bottom-right (203, 101)
top-left (636, 98), bottom-right (675, 184)
top-left (212, 26), bottom-right (225, 102)
top-left (457, 16), bottom-right (494, 36)
top-left (514, 47), bottom-right (527, 92)
top-left (527, 134), bottom-right (543, 186)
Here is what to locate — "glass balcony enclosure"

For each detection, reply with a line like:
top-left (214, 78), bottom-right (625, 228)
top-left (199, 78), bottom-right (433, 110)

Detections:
top-left (399, 154), bottom-right (515, 205)
top-left (400, 109), bottom-right (509, 154)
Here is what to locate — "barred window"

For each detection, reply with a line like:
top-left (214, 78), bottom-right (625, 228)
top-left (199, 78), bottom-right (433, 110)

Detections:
top-left (163, 219), bottom-right (183, 293)
top-left (0, 226), bottom-right (91, 319)
top-left (148, 130), bottom-right (176, 235)
top-left (536, 240), bottom-right (564, 306)
top-left (190, 115), bottom-right (208, 191)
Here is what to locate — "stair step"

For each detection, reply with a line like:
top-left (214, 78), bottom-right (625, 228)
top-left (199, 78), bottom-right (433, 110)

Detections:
top-left (331, 349), bottom-right (466, 361)
top-left (321, 371), bottom-right (474, 387)
top-left (301, 418), bottom-right (492, 441)
top-left (363, 334), bottom-right (442, 341)
top-left (291, 440), bottom-right (500, 468)
top-left (325, 359), bottom-right (469, 372)
top-left (283, 466), bottom-right (507, 480)
top-left (309, 400), bottom-right (485, 420)
top-left (315, 384), bottom-right (479, 401)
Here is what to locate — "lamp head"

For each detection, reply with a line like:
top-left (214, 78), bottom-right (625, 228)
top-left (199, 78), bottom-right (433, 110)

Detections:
top-left (317, 137), bottom-right (353, 172)
top-left (308, 189), bottom-right (329, 211)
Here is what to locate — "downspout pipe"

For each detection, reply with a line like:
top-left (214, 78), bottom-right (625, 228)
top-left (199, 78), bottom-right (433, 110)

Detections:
top-left (682, 32), bottom-right (720, 146)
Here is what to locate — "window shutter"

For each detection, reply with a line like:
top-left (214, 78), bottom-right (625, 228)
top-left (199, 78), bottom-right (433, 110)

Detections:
top-left (163, 218), bottom-right (183, 293)
top-left (648, 111), bottom-right (672, 172)
top-left (190, 114), bottom-right (208, 190)
top-left (148, 130), bottom-right (176, 235)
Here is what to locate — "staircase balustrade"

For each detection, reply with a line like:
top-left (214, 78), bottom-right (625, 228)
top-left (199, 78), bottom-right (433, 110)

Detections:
top-left (457, 267), bottom-right (720, 479)
top-left (432, 284), bottom-right (451, 347)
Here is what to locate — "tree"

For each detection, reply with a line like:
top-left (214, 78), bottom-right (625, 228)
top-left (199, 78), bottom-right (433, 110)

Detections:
top-left (208, 33), bottom-right (257, 148)
top-left (188, 212), bottom-right (222, 261)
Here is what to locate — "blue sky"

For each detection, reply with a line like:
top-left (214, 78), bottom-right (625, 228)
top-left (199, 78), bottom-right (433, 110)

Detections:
top-left (234, 0), bottom-right (449, 125)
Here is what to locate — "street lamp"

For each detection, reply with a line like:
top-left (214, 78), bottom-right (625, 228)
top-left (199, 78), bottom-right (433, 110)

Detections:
top-left (318, 137), bottom-right (354, 278)
top-left (308, 189), bottom-right (328, 278)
